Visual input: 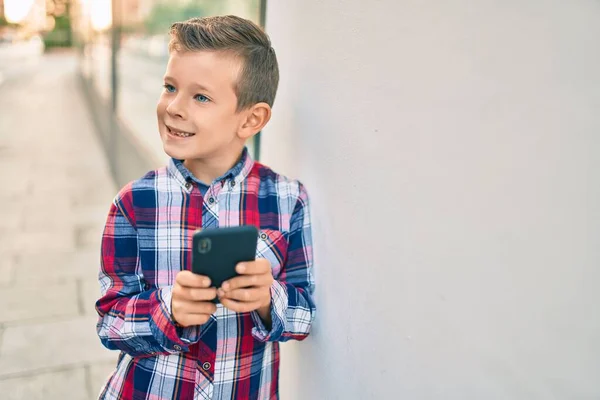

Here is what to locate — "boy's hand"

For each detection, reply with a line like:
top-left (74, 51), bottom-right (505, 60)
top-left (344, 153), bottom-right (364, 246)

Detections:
top-left (218, 259), bottom-right (273, 320)
top-left (171, 271), bottom-right (217, 328)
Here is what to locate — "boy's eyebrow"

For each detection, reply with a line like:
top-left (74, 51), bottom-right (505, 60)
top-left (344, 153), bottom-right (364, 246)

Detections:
top-left (163, 75), bottom-right (214, 94)
top-left (190, 82), bottom-right (214, 94)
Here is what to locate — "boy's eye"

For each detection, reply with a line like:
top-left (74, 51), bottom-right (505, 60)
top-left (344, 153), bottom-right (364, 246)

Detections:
top-left (163, 84), bottom-right (176, 93)
top-left (194, 94), bottom-right (210, 103)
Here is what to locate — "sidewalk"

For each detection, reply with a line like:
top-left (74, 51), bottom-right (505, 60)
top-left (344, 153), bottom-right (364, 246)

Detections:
top-left (0, 51), bottom-right (118, 399)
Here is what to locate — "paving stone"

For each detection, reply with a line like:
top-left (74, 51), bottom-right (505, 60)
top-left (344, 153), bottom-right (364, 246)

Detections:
top-left (75, 223), bottom-right (104, 250)
top-left (71, 205), bottom-right (112, 230)
top-left (89, 361), bottom-right (118, 398)
top-left (12, 250), bottom-right (99, 284)
top-left (0, 368), bottom-right (89, 400)
top-left (0, 256), bottom-right (16, 286)
top-left (0, 231), bottom-right (76, 254)
top-left (82, 278), bottom-right (102, 317)
top-left (0, 280), bottom-right (78, 324)
top-left (0, 316), bottom-right (117, 376)
top-left (0, 212), bottom-right (22, 231)
top-left (20, 204), bottom-right (74, 233)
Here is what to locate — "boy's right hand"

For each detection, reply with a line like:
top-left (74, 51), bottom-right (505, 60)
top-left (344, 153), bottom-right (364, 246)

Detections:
top-left (171, 271), bottom-right (217, 327)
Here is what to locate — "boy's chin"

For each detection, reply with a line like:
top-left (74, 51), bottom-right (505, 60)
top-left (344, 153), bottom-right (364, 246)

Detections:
top-left (163, 144), bottom-right (196, 161)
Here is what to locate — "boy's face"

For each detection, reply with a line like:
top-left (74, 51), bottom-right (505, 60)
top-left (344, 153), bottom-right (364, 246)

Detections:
top-left (157, 50), bottom-right (246, 161)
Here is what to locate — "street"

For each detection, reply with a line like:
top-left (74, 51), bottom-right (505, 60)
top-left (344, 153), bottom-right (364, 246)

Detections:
top-left (0, 50), bottom-right (119, 399)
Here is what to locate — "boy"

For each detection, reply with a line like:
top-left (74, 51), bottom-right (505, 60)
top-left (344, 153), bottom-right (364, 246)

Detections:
top-left (96, 16), bottom-right (316, 400)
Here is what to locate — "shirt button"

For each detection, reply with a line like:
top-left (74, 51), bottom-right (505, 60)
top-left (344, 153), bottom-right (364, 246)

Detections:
top-left (208, 197), bottom-right (215, 204)
top-left (202, 362), bottom-right (211, 371)
top-left (184, 182), bottom-right (192, 190)
top-left (174, 344), bottom-right (182, 351)
top-left (260, 233), bottom-right (268, 240)
top-left (230, 180), bottom-right (236, 187)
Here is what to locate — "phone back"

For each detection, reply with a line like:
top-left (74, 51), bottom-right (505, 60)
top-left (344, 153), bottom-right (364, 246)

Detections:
top-left (192, 225), bottom-right (258, 289)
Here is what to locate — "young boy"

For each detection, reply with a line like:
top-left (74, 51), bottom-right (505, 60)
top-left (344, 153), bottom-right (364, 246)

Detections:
top-left (96, 16), bottom-right (315, 400)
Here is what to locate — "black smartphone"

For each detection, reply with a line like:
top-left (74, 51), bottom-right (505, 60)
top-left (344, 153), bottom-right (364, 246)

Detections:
top-left (191, 226), bottom-right (259, 295)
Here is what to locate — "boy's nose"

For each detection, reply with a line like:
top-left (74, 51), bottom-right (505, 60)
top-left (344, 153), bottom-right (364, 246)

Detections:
top-left (166, 99), bottom-right (186, 119)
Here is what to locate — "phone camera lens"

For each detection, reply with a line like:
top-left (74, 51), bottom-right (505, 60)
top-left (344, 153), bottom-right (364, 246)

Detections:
top-left (198, 238), bottom-right (212, 254)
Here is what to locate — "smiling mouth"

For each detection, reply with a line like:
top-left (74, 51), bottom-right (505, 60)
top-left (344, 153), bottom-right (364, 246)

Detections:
top-left (166, 125), bottom-right (195, 138)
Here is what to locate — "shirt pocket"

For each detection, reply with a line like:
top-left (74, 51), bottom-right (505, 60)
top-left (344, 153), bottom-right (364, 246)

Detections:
top-left (256, 229), bottom-right (288, 278)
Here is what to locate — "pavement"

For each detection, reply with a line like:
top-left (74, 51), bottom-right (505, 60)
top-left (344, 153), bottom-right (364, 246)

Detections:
top-left (0, 49), bottom-right (119, 399)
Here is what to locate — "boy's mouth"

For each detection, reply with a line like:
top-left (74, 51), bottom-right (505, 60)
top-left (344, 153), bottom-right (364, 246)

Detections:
top-left (166, 125), bottom-right (195, 138)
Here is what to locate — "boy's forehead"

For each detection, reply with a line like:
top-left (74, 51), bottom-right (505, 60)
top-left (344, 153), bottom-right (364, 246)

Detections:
top-left (165, 50), bottom-right (242, 90)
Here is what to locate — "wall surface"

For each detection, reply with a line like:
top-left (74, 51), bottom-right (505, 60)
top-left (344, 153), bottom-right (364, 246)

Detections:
top-left (261, 1), bottom-right (600, 398)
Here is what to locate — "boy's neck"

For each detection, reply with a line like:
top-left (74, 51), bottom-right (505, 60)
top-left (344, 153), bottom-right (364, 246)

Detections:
top-left (183, 149), bottom-right (245, 185)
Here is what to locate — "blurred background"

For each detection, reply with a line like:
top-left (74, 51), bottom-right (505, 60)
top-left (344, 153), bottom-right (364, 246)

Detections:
top-left (1, 0), bottom-right (262, 182)
top-left (1, 1), bottom-right (599, 400)
top-left (0, 1), bottom-right (264, 399)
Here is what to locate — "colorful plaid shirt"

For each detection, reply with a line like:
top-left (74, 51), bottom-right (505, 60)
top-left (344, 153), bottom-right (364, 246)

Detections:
top-left (96, 149), bottom-right (316, 400)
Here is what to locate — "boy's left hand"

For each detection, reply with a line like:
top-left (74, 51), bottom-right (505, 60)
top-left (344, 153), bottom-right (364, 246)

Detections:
top-left (218, 259), bottom-right (273, 318)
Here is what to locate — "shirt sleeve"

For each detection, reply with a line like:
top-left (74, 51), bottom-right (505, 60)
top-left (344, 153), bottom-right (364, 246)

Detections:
top-left (251, 182), bottom-right (317, 342)
top-left (95, 190), bottom-right (207, 357)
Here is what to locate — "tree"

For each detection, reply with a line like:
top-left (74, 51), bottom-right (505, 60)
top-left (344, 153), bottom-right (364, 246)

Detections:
top-left (43, 0), bottom-right (72, 48)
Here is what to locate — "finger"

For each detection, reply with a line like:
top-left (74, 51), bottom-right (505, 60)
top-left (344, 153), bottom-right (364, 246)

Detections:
top-left (173, 299), bottom-right (217, 316)
top-left (175, 312), bottom-right (214, 328)
top-left (221, 274), bottom-right (272, 291)
top-left (219, 287), bottom-right (264, 303)
top-left (236, 259), bottom-right (271, 275)
top-left (186, 301), bottom-right (218, 315)
top-left (219, 297), bottom-right (263, 314)
top-left (177, 287), bottom-right (217, 302)
top-left (176, 271), bottom-right (211, 288)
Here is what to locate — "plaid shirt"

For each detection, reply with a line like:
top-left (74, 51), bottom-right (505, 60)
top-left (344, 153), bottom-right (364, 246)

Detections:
top-left (96, 149), bottom-right (316, 400)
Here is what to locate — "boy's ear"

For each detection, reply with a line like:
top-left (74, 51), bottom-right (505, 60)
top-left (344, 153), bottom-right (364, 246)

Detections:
top-left (237, 102), bottom-right (272, 140)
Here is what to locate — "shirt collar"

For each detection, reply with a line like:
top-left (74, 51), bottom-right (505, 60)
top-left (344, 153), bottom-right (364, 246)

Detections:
top-left (167, 147), bottom-right (254, 190)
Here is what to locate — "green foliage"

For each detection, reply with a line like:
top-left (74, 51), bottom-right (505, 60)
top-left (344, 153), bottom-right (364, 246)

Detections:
top-left (44, 15), bottom-right (72, 48)
top-left (144, 2), bottom-right (208, 35)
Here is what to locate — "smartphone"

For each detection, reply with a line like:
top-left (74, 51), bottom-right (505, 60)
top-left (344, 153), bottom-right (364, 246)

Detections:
top-left (191, 226), bottom-right (259, 295)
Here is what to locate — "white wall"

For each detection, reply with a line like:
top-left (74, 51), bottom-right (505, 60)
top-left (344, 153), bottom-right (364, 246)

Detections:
top-left (261, 1), bottom-right (600, 399)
